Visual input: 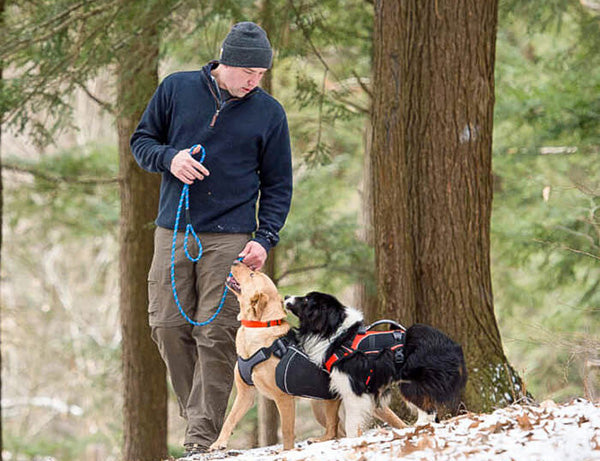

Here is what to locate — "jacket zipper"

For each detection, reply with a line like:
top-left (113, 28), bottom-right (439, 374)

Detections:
top-left (210, 108), bottom-right (220, 127)
top-left (204, 70), bottom-right (253, 128)
top-left (206, 79), bottom-right (222, 128)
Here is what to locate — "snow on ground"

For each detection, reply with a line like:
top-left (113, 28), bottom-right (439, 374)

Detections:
top-left (183, 399), bottom-right (600, 461)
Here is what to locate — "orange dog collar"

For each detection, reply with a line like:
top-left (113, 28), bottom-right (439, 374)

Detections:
top-left (241, 319), bottom-right (286, 328)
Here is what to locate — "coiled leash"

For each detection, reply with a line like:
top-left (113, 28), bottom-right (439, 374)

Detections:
top-left (170, 144), bottom-right (241, 326)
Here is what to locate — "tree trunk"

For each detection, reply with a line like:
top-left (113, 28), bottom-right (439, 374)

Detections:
top-left (256, 246), bottom-right (280, 446)
top-left (116, 20), bottom-right (167, 461)
top-left (356, 123), bottom-right (378, 320)
top-left (0, 0), bottom-right (5, 456)
top-left (256, 3), bottom-right (281, 443)
top-left (371, 0), bottom-right (526, 414)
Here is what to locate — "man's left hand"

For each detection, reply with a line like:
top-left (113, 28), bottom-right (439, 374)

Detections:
top-left (238, 241), bottom-right (268, 271)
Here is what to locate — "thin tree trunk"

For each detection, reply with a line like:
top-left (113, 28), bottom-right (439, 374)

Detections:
top-left (0, 0), bottom-right (5, 456)
top-left (116, 19), bottom-right (167, 461)
top-left (371, 0), bottom-right (526, 414)
top-left (256, 2), bottom-right (281, 443)
top-left (356, 123), bottom-right (378, 321)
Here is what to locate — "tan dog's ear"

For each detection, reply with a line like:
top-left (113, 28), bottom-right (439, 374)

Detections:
top-left (250, 292), bottom-right (268, 317)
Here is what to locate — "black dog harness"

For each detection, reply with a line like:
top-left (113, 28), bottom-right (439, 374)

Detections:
top-left (237, 337), bottom-right (288, 387)
top-left (324, 320), bottom-right (406, 386)
top-left (237, 319), bottom-right (406, 399)
top-left (237, 336), bottom-right (335, 400)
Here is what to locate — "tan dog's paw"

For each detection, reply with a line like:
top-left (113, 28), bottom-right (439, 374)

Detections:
top-left (208, 441), bottom-right (227, 452)
top-left (308, 434), bottom-right (336, 444)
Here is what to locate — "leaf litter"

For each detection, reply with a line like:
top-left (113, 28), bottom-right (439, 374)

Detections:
top-left (181, 399), bottom-right (600, 461)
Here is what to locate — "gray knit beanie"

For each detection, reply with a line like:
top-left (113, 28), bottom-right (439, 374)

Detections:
top-left (219, 22), bottom-right (273, 69)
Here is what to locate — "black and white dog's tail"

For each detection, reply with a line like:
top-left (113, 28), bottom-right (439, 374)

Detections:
top-left (397, 324), bottom-right (467, 414)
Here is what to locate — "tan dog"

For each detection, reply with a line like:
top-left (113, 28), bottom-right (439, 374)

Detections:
top-left (210, 261), bottom-right (340, 451)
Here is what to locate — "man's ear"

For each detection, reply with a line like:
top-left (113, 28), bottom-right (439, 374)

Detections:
top-left (250, 292), bottom-right (268, 316)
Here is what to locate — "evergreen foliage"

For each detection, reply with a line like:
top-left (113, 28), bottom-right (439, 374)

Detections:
top-left (493, 1), bottom-right (599, 400)
top-left (1, 0), bottom-right (599, 459)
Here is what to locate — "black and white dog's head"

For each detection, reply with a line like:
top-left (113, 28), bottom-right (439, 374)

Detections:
top-left (284, 291), bottom-right (360, 339)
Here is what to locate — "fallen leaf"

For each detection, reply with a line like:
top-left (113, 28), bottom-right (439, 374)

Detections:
top-left (469, 420), bottom-right (481, 429)
top-left (488, 420), bottom-right (514, 433)
top-left (413, 423), bottom-right (435, 435)
top-left (577, 416), bottom-right (589, 426)
top-left (416, 435), bottom-right (436, 450)
top-left (398, 439), bottom-right (419, 455)
top-left (390, 431), bottom-right (405, 441)
top-left (516, 414), bottom-right (534, 430)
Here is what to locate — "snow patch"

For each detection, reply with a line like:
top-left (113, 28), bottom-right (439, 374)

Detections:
top-left (184, 399), bottom-right (600, 461)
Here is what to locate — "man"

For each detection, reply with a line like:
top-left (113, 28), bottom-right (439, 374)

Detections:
top-left (130, 22), bottom-right (292, 456)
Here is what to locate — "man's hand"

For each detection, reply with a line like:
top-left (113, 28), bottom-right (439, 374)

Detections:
top-left (170, 145), bottom-right (210, 184)
top-left (239, 241), bottom-right (268, 271)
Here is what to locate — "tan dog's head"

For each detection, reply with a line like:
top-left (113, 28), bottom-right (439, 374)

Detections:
top-left (227, 261), bottom-right (285, 322)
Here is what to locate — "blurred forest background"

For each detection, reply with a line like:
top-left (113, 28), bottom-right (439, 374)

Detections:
top-left (1, 0), bottom-right (599, 460)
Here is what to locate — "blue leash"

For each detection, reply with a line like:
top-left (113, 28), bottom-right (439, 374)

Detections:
top-left (170, 144), bottom-right (239, 326)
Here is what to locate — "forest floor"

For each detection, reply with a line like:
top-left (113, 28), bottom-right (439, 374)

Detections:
top-left (179, 398), bottom-right (600, 461)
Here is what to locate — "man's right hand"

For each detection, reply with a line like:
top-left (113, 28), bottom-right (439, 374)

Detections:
top-left (170, 145), bottom-right (211, 184)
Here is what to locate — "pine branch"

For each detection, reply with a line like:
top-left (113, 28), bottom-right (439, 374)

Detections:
top-left (314, 68), bottom-right (327, 157)
top-left (275, 263), bottom-right (329, 284)
top-left (75, 80), bottom-right (115, 114)
top-left (333, 96), bottom-right (369, 115)
top-left (533, 238), bottom-right (600, 261)
top-left (288, 0), bottom-right (341, 82)
top-left (1, 0), bottom-right (120, 61)
top-left (351, 70), bottom-right (372, 99)
top-left (112, 0), bottom-right (186, 53)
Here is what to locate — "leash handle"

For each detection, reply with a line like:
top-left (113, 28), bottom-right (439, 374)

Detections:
top-left (190, 143), bottom-right (207, 163)
top-left (182, 144), bottom-right (207, 260)
top-left (169, 144), bottom-right (238, 327)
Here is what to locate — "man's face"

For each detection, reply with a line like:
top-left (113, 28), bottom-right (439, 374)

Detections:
top-left (218, 65), bottom-right (267, 98)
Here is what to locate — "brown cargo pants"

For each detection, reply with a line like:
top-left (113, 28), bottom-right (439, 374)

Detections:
top-left (148, 226), bottom-right (250, 448)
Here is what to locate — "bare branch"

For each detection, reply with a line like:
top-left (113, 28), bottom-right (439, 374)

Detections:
top-left (288, 0), bottom-right (341, 82)
top-left (275, 263), bottom-right (329, 284)
top-left (75, 80), bottom-right (115, 114)
top-left (331, 95), bottom-right (370, 114)
top-left (1, 0), bottom-right (121, 61)
top-left (533, 238), bottom-right (600, 262)
top-left (351, 70), bottom-right (372, 99)
top-left (3, 163), bottom-right (120, 186)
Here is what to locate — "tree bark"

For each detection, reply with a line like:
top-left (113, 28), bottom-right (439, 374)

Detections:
top-left (257, 244), bottom-right (281, 446)
top-left (0, 0), bottom-right (5, 456)
top-left (256, 2), bottom-right (281, 443)
top-left (356, 123), bottom-right (379, 321)
top-left (116, 20), bottom-right (167, 461)
top-left (371, 0), bottom-right (526, 414)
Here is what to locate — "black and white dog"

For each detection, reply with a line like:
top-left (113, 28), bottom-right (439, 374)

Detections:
top-left (284, 292), bottom-right (467, 437)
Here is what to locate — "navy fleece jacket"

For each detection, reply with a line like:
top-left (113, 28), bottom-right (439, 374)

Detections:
top-left (130, 62), bottom-right (293, 252)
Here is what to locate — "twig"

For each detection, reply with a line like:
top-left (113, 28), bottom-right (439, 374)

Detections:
top-left (275, 263), bottom-right (329, 283)
top-left (288, 0), bottom-right (341, 82)
top-left (533, 238), bottom-right (600, 261)
top-left (76, 80), bottom-right (114, 114)
top-left (351, 70), bottom-right (372, 99)
top-left (1, 0), bottom-right (120, 61)
top-left (3, 163), bottom-right (120, 185)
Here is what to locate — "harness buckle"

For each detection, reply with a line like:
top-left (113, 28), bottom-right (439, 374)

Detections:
top-left (272, 338), bottom-right (289, 358)
top-left (394, 348), bottom-right (405, 364)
